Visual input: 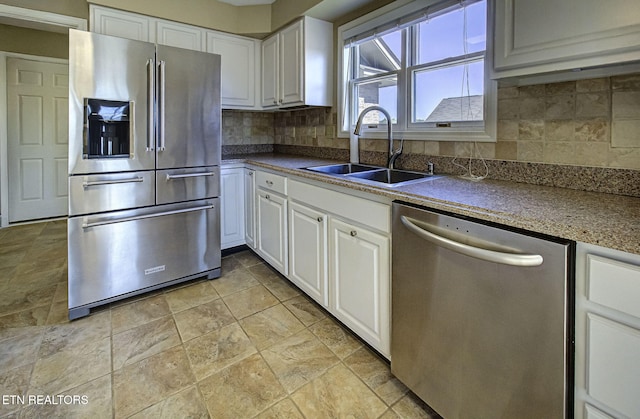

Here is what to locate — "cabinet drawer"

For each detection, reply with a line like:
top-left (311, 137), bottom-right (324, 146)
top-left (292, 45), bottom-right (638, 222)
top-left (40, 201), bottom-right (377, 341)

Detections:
top-left (256, 170), bottom-right (287, 195)
top-left (289, 179), bottom-right (390, 233)
top-left (588, 254), bottom-right (640, 318)
top-left (587, 313), bottom-right (640, 417)
top-left (157, 166), bottom-right (219, 205)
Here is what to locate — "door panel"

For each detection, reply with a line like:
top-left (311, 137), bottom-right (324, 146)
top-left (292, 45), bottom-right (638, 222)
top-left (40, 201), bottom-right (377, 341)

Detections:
top-left (156, 44), bottom-right (221, 169)
top-left (68, 30), bottom-right (156, 175)
top-left (7, 58), bottom-right (69, 222)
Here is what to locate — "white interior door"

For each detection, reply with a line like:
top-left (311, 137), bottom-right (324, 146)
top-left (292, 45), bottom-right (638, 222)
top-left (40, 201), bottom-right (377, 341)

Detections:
top-left (7, 57), bottom-right (68, 222)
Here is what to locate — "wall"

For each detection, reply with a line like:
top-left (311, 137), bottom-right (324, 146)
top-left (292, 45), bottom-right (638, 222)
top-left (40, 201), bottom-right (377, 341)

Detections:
top-left (0, 24), bottom-right (68, 59)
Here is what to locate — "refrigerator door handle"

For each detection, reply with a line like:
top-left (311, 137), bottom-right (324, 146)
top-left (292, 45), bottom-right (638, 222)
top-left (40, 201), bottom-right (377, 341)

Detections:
top-left (399, 215), bottom-right (544, 267)
top-left (83, 177), bottom-right (144, 188)
top-left (146, 58), bottom-right (155, 152)
top-left (166, 172), bottom-right (215, 180)
top-left (158, 60), bottom-right (166, 152)
top-left (82, 204), bottom-right (215, 229)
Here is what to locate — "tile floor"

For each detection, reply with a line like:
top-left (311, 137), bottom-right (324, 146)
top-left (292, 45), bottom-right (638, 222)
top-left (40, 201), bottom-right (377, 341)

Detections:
top-left (0, 220), bottom-right (439, 418)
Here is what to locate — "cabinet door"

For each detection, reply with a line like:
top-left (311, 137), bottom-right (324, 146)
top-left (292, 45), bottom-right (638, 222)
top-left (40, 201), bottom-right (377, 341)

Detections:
top-left (256, 189), bottom-right (287, 275)
top-left (220, 167), bottom-right (245, 249)
top-left (289, 201), bottom-right (328, 307)
top-left (156, 20), bottom-right (205, 51)
top-left (244, 169), bottom-right (256, 249)
top-left (207, 32), bottom-right (257, 108)
top-left (90, 6), bottom-right (152, 41)
top-left (494, 0), bottom-right (640, 76)
top-left (261, 34), bottom-right (279, 108)
top-left (279, 20), bottom-right (304, 106)
top-left (330, 217), bottom-right (390, 356)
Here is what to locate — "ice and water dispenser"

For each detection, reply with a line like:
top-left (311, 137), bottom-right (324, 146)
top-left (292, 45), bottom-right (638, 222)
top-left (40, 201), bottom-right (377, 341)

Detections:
top-left (84, 99), bottom-right (131, 158)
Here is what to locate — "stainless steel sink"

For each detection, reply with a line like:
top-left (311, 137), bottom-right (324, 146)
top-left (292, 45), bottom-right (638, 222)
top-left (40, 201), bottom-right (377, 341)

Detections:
top-left (305, 163), bottom-right (439, 187)
top-left (305, 163), bottom-right (379, 175)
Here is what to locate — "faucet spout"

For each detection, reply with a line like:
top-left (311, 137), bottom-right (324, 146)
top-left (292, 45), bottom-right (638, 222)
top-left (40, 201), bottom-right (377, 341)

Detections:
top-left (353, 105), bottom-right (399, 169)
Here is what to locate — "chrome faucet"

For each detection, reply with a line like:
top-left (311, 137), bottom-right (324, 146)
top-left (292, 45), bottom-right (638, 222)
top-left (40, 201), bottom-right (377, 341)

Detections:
top-left (353, 105), bottom-right (403, 169)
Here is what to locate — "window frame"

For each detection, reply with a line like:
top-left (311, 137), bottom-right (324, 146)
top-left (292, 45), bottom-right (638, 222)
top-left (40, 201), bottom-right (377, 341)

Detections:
top-left (337, 0), bottom-right (497, 142)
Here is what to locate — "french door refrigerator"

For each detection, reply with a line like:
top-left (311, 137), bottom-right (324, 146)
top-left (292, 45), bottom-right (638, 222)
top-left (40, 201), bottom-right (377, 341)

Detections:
top-left (67, 29), bottom-right (221, 320)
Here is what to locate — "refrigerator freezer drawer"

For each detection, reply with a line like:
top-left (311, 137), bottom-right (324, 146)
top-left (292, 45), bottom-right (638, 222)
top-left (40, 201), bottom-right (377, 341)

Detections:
top-left (68, 171), bottom-right (155, 216)
top-left (156, 166), bottom-right (220, 205)
top-left (68, 199), bottom-right (220, 311)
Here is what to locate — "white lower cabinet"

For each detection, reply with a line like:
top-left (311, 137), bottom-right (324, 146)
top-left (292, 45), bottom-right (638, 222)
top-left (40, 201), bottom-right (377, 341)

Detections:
top-left (288, 178), bottom-right (391, 357)
top-left (220, 166), bottom-right (245, 249)
top-left (575, 242), bottom-right (640, 419)
top-left (330, 217), bottom-right (390, 356)
top-left (255, 171), bottom-right (288, 276)
top-left (244, 168), bottom-right (256, 249)
top-left (288, 201), bottom-right (328, 307)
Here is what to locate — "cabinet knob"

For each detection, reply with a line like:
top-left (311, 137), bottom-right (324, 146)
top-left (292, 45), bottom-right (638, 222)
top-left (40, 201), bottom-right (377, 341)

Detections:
top-left (278, 99), bottom-right (283, 104)
top-left (265, 194), bottom-right (270, 200)
top-left (266, 180), bottom-right (273, 186)
top-left (249, 172), bottom-right (254, 176)
top-left (350, 230), bottom-right (357, 237)
top-left (317, 217), bottom-right (323, 222)
top-left (273, 100), bottom-right (278, 105)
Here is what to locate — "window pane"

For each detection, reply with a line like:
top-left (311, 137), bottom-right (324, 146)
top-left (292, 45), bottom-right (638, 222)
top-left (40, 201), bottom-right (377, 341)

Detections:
top-left (355, 77), bottom-right (398, 124)
top-left (413, 60), bottom-right (484, 123)
top-left (416, 1), bottom-right (486, 65)
top-left (357, 31), bottom-right (402, 77)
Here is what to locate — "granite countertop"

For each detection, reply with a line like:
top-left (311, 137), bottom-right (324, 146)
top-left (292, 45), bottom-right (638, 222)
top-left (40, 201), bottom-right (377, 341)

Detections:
top-left (223, 154), bottom-right (640, 256)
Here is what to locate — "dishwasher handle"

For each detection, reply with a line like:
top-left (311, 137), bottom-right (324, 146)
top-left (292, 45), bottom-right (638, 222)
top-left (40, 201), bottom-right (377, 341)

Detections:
top-left (400, 215), bottom-right (544, 267)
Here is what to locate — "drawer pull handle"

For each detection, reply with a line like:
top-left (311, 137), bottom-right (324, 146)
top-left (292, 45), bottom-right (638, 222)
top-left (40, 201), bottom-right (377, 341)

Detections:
top-left (166, 172), bottom-right (215, 180)
top-left (83, 177), bottom-right (143, 188)
top-left (350, 230), bottom-right (357, 237)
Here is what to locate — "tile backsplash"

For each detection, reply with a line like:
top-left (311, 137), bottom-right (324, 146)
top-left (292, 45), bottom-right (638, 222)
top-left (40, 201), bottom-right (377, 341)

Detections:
top-left (222, 73), bottom-right (640, 175)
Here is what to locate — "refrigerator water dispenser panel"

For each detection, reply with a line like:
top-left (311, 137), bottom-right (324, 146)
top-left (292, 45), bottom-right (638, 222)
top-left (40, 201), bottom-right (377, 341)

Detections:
top-left (85, 99), bottom-right (131, 159)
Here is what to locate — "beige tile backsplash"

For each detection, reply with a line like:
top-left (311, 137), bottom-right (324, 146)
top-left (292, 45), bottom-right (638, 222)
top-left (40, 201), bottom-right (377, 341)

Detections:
top-left (222, 73), bottom-right (640, 170)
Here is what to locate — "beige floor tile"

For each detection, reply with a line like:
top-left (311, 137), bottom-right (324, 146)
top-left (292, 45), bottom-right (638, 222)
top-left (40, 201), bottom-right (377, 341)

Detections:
top-left (262, 329), bottom-right (339, 393)
top-left (112, 316), bottom-right (181, 370)
top-left (221, 255), bottom-right (243, 274)
top-left (0, 328), bottom-right (44, 373)
top-left (30, 336), bottom-right (111, 395)
top-left (223, 285), bottom-right (279, 319)
top-left (211, 268), bottom-right (259, 297)
top-left (199, 353), bottom-right (286, 419)
top-left (111, 294), bottom-right (171, 334)
top-left (255, 397), bottom-right (304, 419)
top-left (184, 322), bottom-right (257, 381)
top-left (0, 309), bottom-right (49, 340)
top-left (113, 346), bottom-right (194, 418)
top-left (39, 310), bottom-right (111, 358)
top-left (20, 374), bottom-right (112, 419)
top-left (379, 409), bottom-right (402, 418)
top-left (239, 304), bottom-right (305, 350)
top-left (46, 300), bottom-right (69, 325)
top-left (173, 299), bottom-right (236, 342)
top-left (391, 392), bottom-right (441, 418)
top-left (0, 363), bottom-right (32, 417)
top-left (283, 295), bottom-right (326, 326)
top-left (291, 364), bottom-right (387, 418)
top-left (128, 385), bottom-right (208, 419)
top-left (52, 282), bottom-right (68, 303)
top-left (250, 265), bottom-right (301, 302)
top-left (0, 283), bottom-right (57, 318)
top-left (309, 317), bottom-right (362, 360)
top-left (164, 281), bottom-right (219, 313)
top-left (344, 347), bottom-right (407, 405)
top-left (232, 250), bottom-right (263, 268)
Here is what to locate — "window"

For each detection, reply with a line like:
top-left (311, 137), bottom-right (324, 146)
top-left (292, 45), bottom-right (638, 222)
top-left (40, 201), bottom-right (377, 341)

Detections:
top-left (339, 0), bottom-right (496, 141)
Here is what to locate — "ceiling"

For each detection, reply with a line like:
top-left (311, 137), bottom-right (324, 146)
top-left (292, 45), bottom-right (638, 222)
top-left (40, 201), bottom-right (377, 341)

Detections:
top-left (217, 0), bottom-right (276, 5)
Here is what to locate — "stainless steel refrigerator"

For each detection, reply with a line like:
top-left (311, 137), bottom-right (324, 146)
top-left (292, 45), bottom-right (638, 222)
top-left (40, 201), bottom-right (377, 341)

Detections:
top-left (67, 29), bottom-right (221, 320)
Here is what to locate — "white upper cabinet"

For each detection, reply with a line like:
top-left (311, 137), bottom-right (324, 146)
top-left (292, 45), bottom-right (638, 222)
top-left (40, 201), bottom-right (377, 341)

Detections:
top-left (156, 20), bottom-right (205, 51)
top-left (89, 5), bottom-right (260, 109)
top-left (261, 16), bottom-right (333, 109)
top-left (493, 0), bottom-right (640, 79)
top-left (90, 6), bottom-right (154, 42)
top-left (208, 32), bottom-right (259, 108)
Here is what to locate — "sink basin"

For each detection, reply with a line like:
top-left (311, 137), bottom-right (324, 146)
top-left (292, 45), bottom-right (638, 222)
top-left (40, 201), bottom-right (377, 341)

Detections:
top-left (305, 163), bottom-right (379, 175)
top-left (349, 168), bottom-right (432, 184)
top-left (304, 163), bottom-right (439, 187)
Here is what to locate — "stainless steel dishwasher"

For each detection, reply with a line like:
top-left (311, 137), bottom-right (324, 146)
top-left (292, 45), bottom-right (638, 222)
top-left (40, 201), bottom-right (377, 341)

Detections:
top-left (391, 202), bottom-right (574, 419)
